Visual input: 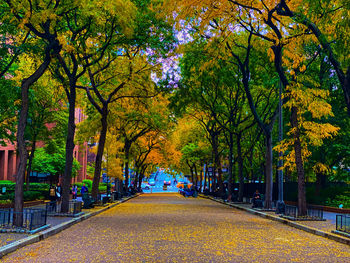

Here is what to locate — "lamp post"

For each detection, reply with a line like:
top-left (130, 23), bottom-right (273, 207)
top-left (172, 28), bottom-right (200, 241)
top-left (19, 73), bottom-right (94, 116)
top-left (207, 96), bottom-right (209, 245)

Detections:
top-left (276, 80), bottom-right (285, 214)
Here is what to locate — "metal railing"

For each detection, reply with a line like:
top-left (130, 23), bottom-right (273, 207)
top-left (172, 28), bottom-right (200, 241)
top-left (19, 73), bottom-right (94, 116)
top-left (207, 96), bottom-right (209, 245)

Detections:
top-left (0, 208), bottom-right (47, 230)
top-left (284, 205), bottom-right (298, 218)
top-left (336, 214), bottom-right (350, 234)
top-left (283, 205), bottom-right (323, 219)
top-left (46, 200), bottom-right (82, 215)
top-left (307, 205), bottom-right (324, 219)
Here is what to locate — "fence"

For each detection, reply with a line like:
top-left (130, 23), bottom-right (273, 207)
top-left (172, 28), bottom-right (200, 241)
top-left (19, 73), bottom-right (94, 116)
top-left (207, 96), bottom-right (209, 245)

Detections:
top-left (46, 200), bottom-right (82, 215)
top-left (336, 215), bottom-right (350, 234)
top-left (284, 205), bottom-right (298, 218)
top-left (307, 205), bottom-right (324, 219)
top-left (283, 205), bottom-right (324, 219)
top-left (0, 208), bottom-right (47, 230)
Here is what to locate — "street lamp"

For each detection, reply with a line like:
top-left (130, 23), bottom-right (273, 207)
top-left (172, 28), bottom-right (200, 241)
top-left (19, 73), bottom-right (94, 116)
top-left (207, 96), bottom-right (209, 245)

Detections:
top-left (276, 80), bottom-right (285, 214)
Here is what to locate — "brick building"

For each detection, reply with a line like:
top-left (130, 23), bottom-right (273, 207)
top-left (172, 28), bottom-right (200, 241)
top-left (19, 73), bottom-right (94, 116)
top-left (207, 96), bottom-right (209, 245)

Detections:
top-left (0, 108), bottom-right (89, 183)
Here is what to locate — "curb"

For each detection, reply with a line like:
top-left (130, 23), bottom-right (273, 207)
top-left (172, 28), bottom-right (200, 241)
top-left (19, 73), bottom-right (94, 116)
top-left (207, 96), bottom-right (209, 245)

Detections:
top-left (0, 194), bottom-right (139, 259)
top-left (199, 194), bottom-right (350, 246)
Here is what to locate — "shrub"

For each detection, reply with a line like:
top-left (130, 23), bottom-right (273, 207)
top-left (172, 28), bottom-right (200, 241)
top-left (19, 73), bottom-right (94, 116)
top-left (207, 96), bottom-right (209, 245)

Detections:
top-left (0, 200), bottom-right (12, 205)
top-left (23, 191), bottom-right (45, 201)
top-left (0, 180), bottom-right (15, 184)
top-left (325, 193), bottom-right (350, 208)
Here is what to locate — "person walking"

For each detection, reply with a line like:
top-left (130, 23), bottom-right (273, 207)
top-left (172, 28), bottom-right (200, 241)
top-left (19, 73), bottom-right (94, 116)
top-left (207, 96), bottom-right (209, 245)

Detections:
top-left (72, 184), bottom-right (78, 200)
top-left (56, 183), bottom-right (62, 202)
top-left (80, 183), bottom-right (88, 196)
top-left (49, 184), bottom-right (57, 212)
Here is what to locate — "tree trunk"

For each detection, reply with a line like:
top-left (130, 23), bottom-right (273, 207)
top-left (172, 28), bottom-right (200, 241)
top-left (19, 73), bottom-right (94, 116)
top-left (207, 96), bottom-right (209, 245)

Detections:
top-left (119, 178), bottom-right (123, 193)
top-left (124, 141), bottom-right (131, 190)
top-left (187, 161), bottom-right (194, 184)
top-left (61, 87), bottom-right (76, 213)
top-left (199, 166), bottom-right (203, 192)
top-left (291, 106), bottom-right (307, 216)
top-left (25, 133), bottom-right (37, 191)
top-left (264, 132), bottom-right (273, 209)
top-left (315, 172), bottom-right (326, 197)
top-left (228, 133), bottom-right (234, 197)
top-left (237, 133), bottom-right (244, 202)
top-left (91, 107), bottom-right (108, 199)
top-left (212, 135), bottom-right (223, 195)
top-left (248, 150), bottom-right (254, 182)
top-left (14, 54), bottom-right (51, 226)
top-left (203, 164), bottom-right (208, 191)
top-left (211, 166), bottom-right (216, 192)
top-left (194, 164), bottom-right (198, 188)
top-left (134, 172), bottom-right (139, 189)
top-left (114, 178), bottom-right (118, 192)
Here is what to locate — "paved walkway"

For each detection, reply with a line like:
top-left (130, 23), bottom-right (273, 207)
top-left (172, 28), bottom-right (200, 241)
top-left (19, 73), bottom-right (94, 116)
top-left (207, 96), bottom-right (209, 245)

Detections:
top-left (233, 202), bottom-right (342, 233)
top-left (1, 193), bottom-right (350, 262)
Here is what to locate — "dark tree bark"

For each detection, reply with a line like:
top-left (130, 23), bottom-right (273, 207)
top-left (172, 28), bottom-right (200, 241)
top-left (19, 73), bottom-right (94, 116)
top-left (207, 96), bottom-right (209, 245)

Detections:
top-left (227, 132), bottom-right (234, 198)
top-left (25, 133), bottom-right (37, 191)
top-left (204, 164), bottom-right (208, 191)
top-left (61, 86), bottom-right (76, 213)
top-left (124, 141), bottom-right (131, 190)
top-left (315, 172), bottom-right (326, 197)
top-left (91, 107), bottom-right (108, 199)
top-left (237, 133), bottom-right (244, 202)
top-left (290, 106), bottom-right (307, 216)
top-left (14, 47), bottom-right (54, 226)
top-left (212, 133), bottom-right (223, 195)
top-left (226, 32), bottom-right (278, 209)
top-left (264, 132), bottom-right (274, 209)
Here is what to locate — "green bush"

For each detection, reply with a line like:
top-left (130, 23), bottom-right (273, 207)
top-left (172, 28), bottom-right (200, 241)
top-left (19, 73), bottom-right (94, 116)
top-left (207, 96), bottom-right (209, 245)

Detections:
top-left (98, 185), bottom-right (107, 192)
top-left (325, 193), bottom-right (350, 208)
top-left (0, 182), bottom-right (50, 194)
top-left (0, 200), bottom-right (12, 205)
top-left (0, 180), bottom-right (15, 184)
top-left (0, 192), bottom-right (13, 201)
top-left (23, 191), bottom-right (45, 201)
top-left (0, 190), bottom-right (46, 201)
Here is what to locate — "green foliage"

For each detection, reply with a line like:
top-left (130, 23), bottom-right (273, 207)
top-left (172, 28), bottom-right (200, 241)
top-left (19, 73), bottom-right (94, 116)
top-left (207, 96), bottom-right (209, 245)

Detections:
top-left (0, 190), bottom-right (46, 201)
top-left (325, 193), bottom-right (350, 209)
top-left (31, 146), bottom-right (81, 177)
top-left (0, 200), bottom-right (12, 205)
top-left (285, 184), bottom-right (349, 207)
top-left (0, 182), bottom-right (49, 193)
top-left (0, 180), bottom-right (15, 184)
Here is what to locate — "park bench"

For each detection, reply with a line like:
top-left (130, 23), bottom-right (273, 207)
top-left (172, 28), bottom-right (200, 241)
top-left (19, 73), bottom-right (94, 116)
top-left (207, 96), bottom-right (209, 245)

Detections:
top-left (82, 193), bottom-right (95, 209)
top-left (252, 194), bottom-right (264, 208)
top-left (102, 196), bottom-right (111, 204)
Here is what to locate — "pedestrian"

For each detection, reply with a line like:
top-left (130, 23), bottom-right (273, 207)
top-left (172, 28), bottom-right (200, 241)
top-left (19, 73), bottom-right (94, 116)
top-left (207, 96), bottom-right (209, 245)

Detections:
top-left (49, 184), bottom-right (57, 211)
top-left (81, 183), bottom-right (88, 196)
top-left (56, 183), bottom-right (62, 202)
top-left (72, 184), bottom-right (78, 199)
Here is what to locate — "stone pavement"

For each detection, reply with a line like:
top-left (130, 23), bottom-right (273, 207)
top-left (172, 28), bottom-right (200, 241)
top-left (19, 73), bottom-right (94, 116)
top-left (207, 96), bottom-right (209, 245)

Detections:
top-left (1, 193), bottom-right (349, 262)
top-left (222, 201), bottom-right (346, 235)
top-left (0, 195), bottom-right (138, 256)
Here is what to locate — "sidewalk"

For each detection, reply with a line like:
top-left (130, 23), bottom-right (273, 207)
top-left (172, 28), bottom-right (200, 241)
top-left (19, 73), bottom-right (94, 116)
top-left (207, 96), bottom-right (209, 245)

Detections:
top-left (0, 194), bottom-right (139, 258)
top-left (199, 194), bottom-right (350, 246)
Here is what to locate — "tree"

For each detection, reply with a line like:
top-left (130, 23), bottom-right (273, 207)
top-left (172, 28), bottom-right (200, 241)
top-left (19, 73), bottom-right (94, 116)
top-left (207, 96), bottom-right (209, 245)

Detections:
top-left (2, 0), bottom-right (62, 225)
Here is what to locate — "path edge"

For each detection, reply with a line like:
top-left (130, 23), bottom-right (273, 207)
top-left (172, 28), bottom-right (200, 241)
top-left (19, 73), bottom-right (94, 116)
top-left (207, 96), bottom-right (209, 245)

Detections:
top-left (0, 194), bottom-right (140, 259)
top-left (199, 194), bottom-right (350, 246)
